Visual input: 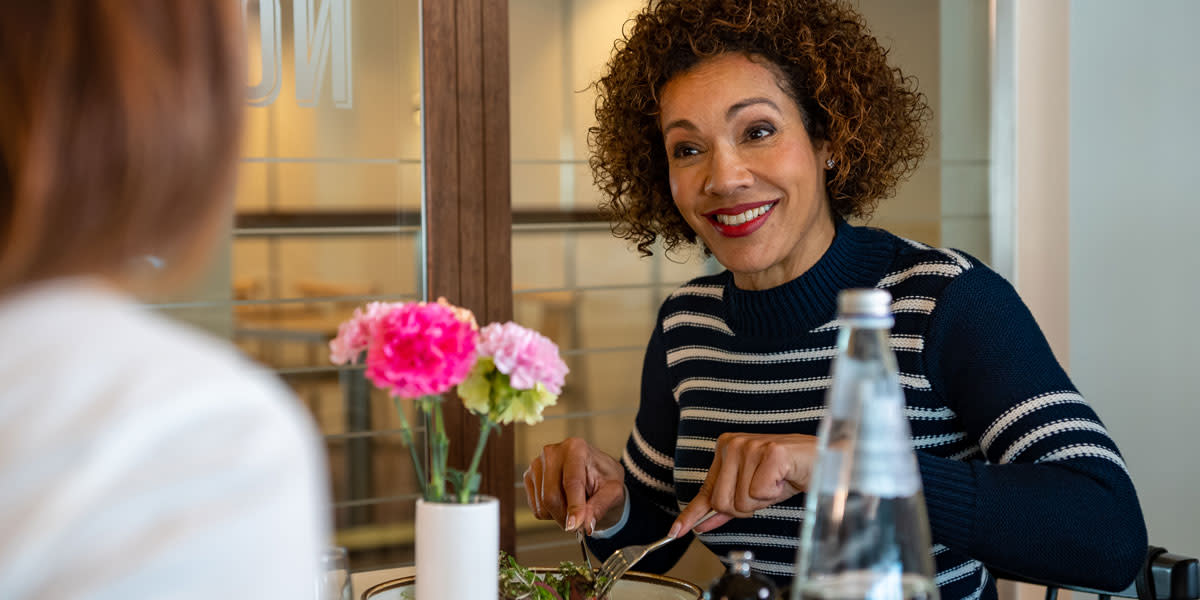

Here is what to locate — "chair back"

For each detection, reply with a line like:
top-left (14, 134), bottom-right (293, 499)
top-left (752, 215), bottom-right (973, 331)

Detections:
top-left (993, 547), bottom-right (1199, 600)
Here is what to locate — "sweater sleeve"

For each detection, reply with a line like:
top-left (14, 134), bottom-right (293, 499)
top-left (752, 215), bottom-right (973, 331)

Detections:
top-left (918, 264), bottom-right (1147, 591)
top-left (586, 320), bottom-right (695, 573)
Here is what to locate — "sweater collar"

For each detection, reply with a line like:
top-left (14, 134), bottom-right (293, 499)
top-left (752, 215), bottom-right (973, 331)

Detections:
top-left (722, 219), bottom-right (895, 337)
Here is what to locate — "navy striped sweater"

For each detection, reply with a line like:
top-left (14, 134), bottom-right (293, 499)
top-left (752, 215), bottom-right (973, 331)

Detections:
top-left (586, 221), bottom-right (1146, 600)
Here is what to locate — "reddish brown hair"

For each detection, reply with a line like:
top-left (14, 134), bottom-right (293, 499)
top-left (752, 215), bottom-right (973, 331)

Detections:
top-left (590, 0), bottom-right (931, 256)
top-left (0, 1), bottom-right (245, 291)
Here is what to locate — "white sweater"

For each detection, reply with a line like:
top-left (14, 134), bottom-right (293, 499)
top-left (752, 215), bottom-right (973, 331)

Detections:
top-left (0, 278), bottom-right (330, 599)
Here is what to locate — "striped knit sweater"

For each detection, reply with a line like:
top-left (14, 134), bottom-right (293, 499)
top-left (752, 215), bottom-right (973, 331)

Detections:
top-left (586, 221), bottom-right (1146, 600)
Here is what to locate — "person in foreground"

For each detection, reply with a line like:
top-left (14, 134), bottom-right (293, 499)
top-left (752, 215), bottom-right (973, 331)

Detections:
top-left (523, 1), bottom-right (1147, 598)
top-left (0, 2), bottom-right (329, 598)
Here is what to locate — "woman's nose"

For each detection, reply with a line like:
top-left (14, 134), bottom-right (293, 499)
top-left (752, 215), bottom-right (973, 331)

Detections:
top-left (703, 144), bottom-right (754, 196)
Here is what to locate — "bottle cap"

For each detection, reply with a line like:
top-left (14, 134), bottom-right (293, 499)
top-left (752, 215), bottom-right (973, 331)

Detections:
top-left (727, 551), bottom-right (753, 575)
top-left (837, 288), bottom-right (893, 319)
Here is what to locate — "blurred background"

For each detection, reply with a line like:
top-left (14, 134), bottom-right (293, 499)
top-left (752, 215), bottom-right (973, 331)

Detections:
top-left (146, 0), bottom-right (1197, 593)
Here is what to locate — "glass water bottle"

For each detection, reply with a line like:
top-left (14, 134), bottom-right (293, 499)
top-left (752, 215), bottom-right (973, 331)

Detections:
top-left (792, 289), bottom-right (938, 600)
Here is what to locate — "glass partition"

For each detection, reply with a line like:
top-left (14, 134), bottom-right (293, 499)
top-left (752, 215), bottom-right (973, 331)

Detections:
top-left (508, 0), bottom-right (721, 581)
top-left (151, 0), bottom-right (426, 571)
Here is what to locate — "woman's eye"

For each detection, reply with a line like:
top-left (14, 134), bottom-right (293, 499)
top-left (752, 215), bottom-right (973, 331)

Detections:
top-left (671, 144), bottom-right (699, 159)
top-left (746, 125), bottom-right (775, 140)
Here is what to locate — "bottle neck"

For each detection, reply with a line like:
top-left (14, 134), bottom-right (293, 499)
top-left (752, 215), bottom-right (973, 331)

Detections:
top-left (838, 319), bottom-right (897, 373)
top-left (827, 316), bottom-right (919, 497)
top-left (844, 326), bottom-right (889, 357)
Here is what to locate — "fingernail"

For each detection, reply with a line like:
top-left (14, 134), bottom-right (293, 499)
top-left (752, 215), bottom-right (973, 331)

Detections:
top-left (668, 523), bottom-right (681, 539)
top-left (565, 514), bottom-right (577, 531)
top-left (589, 518), bottom-right (597, 534)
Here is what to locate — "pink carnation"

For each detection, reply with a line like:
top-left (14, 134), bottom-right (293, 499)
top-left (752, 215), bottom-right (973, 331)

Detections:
top-left (477, 322), bottom-right (568, 394)
top-left (329, 301), bottom-right (403, 364)
top-left (364, 302), bottom-right (478, 398)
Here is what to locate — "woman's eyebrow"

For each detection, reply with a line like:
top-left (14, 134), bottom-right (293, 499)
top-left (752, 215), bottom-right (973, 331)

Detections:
top-left (662, 118), bottom-right (697, 136)
top-left (662, 97), bottom-right (781, 135)
top-left (727, 97), bottom-right (780, 120)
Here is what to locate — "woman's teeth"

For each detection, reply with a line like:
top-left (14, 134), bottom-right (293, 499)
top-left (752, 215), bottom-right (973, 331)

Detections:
top-left (714, 203), bottom-right (774, 226)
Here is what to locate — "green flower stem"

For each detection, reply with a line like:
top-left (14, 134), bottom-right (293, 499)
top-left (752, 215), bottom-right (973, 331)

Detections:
top-left (390, 396), bottom-right (427, 499)
top-left (429, 397), bottom-right (449, 501)
top-left (459, 416), bottom-right (495, 503)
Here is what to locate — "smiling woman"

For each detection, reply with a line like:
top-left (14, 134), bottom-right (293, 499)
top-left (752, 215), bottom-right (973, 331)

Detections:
top-left (588, 0), bottom-right (929, 260)
top-left (659, 53), bottom-right (835, 291)
top-left (522, 1), bottom-right (1149, 599)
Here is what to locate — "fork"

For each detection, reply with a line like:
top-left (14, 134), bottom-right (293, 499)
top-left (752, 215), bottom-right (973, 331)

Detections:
top-left (592, 509), bottom-right (718, 598)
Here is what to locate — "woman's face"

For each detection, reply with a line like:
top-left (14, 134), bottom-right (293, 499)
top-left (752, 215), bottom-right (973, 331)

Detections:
top-left (659, 52), bottom-right (835, 291)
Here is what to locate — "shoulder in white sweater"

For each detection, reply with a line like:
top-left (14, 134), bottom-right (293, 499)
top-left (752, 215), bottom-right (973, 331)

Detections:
top-left (0, 278), bottom-right (331, 600)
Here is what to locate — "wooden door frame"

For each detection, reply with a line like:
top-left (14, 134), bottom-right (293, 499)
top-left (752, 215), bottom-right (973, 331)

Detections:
top-left (422, 0), bottom-right (516, 552)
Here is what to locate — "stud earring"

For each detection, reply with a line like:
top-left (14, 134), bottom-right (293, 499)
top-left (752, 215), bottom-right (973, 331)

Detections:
top-left (825, 158), bottom-right (836, 169)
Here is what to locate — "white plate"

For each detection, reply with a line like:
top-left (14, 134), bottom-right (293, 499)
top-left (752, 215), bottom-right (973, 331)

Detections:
top-left (361, 569), bottom-right (703, 600)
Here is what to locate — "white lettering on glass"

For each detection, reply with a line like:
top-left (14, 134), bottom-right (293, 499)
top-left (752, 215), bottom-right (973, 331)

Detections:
top-left (243, 0), bottom-right (282, 107)
top-left (294, 0), bottom-right (353, 108)
top-left (241, 0), bottom-right (353, 109)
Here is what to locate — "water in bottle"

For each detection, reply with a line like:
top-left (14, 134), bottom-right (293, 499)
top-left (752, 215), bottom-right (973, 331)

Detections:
top-left (792, 289), bottom-right (938, 600)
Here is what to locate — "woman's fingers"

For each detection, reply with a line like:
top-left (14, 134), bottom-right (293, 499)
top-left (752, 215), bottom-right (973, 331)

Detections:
top-left (538, 441), bottom-right (573, 527)
top-left (693, 510), bottom-right (734, 534)
top-left (702, 433), bottom-right (818, 520)
top-left (749, 438), bottom-right (808, 500)
top-left (582, 479), bottom-right (625, 534)
top-left (582, 450), bottom-right (626, 533)
top-left (523, 457), bottom-right (546, 519)
top-left (709, 435), bottom-right (754, 518)
top-left (735, 440), bottom-right (771, 513)
top-left (523, 437), bottom-right (624, 533)
top-left (559, 439), bottom-right (591, 531)
top-left (671, 448), bottom-right (721, 537)
top-left (671, 482), bottom-right (714, 538)
top-left (671, 478), bottom-right (736, 536)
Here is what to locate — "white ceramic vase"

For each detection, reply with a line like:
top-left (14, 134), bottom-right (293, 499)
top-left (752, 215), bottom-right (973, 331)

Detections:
top-left (415, 495), bottom-right (499, 600)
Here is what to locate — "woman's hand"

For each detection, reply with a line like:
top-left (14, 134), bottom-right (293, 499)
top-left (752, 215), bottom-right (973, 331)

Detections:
top-left (669, 432), bottom-right (819, 538)
top-left (523, 437), bottom-right (625, 535)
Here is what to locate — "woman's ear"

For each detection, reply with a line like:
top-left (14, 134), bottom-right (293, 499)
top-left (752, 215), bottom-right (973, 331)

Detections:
top-left (816, 139), bottom-right (835, 170)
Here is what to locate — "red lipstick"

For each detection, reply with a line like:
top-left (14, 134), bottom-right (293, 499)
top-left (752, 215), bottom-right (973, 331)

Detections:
top-left (704, 200), bottom-right (777, 238)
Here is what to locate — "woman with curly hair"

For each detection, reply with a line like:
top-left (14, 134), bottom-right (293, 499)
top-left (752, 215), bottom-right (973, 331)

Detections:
top-left (524, 1), bottom-right (1146, 598)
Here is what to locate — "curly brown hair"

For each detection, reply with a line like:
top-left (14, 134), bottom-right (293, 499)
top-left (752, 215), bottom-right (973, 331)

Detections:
top-left (589, 0), bottom-right (931, 256)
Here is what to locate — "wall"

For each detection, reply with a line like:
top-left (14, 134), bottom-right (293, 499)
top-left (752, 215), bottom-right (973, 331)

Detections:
top-left (1068, 0), bottom-right (1200, 558)
top-left (939, 0), bottom-right (991, 265)
top-left (855, 0), bottom-right (943, 247)
top-left (856, 0), bottom-right (992, 262)
top-left (993, 4), bottom-right (1071, 598)
top-left (1008, 0), bottom-right (1071, 362)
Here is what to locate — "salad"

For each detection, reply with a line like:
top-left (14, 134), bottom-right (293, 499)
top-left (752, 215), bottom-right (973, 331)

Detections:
top-left (498, 552), bottom-right (611, 600)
